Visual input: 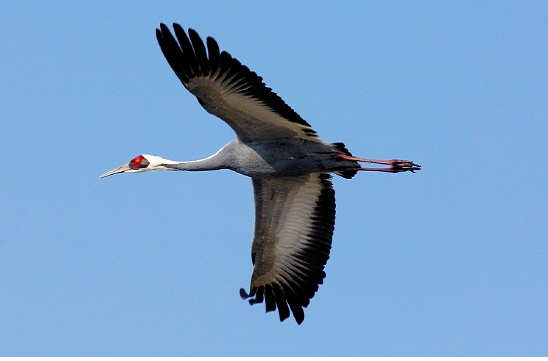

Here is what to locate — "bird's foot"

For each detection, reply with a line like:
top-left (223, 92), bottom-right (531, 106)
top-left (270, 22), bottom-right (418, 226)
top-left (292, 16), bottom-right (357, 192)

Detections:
top-left (388, 159), bottom-right (421, 173)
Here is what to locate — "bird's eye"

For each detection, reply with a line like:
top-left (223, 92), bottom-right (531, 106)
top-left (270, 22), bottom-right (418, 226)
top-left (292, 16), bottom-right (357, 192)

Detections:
top-left (129, 155), bottom-right (149, 169)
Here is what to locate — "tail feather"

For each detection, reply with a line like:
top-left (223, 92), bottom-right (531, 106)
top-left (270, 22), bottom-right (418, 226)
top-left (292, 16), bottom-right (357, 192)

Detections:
top-left (331, 142), bottom-right (353, 156)
top-left (331, 142), bottom-right (359, 179)
top-left (335, 169), bottom-right (359, 179)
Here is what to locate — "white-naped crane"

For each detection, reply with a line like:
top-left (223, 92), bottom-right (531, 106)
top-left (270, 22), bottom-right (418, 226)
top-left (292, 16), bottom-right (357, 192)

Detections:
top-left (101, 23), bottom-right (421, 324)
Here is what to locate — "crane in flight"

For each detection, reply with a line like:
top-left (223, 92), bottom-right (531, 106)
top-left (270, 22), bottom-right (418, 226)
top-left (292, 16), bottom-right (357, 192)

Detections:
top-left (101, 23), bottom-right (421, 324)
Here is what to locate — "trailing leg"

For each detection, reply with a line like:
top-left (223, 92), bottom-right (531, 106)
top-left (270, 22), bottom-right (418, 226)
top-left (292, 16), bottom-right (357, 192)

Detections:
top-left (334, 153), bottom-right (421, 173)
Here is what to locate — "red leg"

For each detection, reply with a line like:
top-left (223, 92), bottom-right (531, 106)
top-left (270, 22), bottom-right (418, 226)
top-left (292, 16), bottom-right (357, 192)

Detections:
top-left (334, 153), bottom-right (421, 173)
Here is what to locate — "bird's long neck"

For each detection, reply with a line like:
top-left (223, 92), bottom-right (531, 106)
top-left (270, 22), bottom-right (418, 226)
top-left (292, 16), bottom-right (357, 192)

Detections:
top-left (161, 148), bottom-right (230, 172)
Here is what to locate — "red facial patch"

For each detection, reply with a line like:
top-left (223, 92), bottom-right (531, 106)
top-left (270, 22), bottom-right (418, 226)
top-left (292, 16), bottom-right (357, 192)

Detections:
top-left (129, 155), bottom-right (150, 170)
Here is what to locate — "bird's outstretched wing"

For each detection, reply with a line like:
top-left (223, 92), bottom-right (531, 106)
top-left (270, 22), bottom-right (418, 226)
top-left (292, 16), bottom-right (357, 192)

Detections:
top-left (240, 173), bottom-right (335, 324)
top-left (156, 23), bottom-right (320, 142)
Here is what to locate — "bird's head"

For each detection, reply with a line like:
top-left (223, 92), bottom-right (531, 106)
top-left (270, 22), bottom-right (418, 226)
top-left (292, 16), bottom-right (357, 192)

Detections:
top-left (100, 154), bottom-right (171, 178)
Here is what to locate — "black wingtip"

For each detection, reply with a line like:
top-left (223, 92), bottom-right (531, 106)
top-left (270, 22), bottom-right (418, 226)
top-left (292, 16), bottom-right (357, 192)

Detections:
top-left (159, 22), bottom-right (169, 33)
top-left (240, 288), bottom-right (260, 305)
top-left (172, 22), bottom-right (184, 33)
top-left (239, 288), bottom-right (250, 300)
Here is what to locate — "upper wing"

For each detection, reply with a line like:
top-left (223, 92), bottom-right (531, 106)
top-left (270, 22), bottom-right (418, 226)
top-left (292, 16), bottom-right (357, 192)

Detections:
top-left (240, 173), bottom-right (335, 324)
top-left (156, 23), bottom-right (320, 142)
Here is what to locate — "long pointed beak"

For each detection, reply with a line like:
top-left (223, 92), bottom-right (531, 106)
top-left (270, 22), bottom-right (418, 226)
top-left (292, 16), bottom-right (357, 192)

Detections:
top-left (99, 163), bottom-right (131, 178)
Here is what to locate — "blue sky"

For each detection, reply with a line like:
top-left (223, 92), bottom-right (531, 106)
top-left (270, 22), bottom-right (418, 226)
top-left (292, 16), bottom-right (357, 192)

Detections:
top-left (1, 0), bottom-right (547, 356)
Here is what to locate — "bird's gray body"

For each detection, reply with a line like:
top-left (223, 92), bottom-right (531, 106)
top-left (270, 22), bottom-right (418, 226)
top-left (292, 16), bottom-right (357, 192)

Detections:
top-left (166, 137), bottom-right (359, 178)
